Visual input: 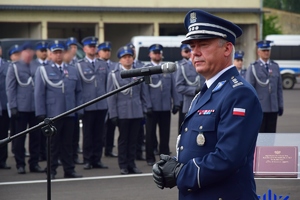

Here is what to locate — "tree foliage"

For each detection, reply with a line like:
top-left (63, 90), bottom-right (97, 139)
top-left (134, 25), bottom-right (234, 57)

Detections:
top-left (263, 14), bottom-right (282, 39)
top-left (263, 0), bottom-right (300, 14)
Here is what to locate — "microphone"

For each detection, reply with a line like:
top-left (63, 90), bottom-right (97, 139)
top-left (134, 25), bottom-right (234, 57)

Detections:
top-left (120, 62), bottom-right (177, 78)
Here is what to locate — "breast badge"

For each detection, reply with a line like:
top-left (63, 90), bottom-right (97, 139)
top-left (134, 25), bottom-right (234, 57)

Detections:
top-left (196, 133), bottom-right (205, 146)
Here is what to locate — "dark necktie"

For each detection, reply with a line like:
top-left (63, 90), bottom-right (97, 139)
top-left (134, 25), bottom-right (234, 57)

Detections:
top-left (265, 63), bottom-right (269, 73)
top-left (59, 66), bottom-right (63, 73)
top-left (199, 83), bottom-right (208, 98)
top-left (91, 61), bottom-right (95, 68)
top-left (42, 62), bottom-right (46, 66)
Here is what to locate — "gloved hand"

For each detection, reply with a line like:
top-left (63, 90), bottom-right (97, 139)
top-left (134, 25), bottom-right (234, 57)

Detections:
top-left (10, 108), bottom-right (19, 119)
top-left (152, 159), bottom-right (167, 189)
top-left (154, 154), bottom-right (184, 189)
top-left (146, 108), bottom-right (153, 117)
top-left (37, 115), bottom-right (46, 122)
top-left (278, 107), bottom-right (283, 116)
top-left (172, 105), bottom-right (180, 114)
top-left (111, 117), bottom-right (118, 126)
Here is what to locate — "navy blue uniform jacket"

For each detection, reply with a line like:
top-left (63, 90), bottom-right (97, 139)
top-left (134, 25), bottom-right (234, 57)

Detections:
top-left (177, 67), bottom-right (263, 200)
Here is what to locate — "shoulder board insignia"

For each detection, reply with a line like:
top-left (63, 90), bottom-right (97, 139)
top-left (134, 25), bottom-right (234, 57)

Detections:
top-left (212, 80), bottom-right (226, 92)
top-left (231, 76), bottom-right (244, 88)
top-left (78, 59), bottom-right (84, 63)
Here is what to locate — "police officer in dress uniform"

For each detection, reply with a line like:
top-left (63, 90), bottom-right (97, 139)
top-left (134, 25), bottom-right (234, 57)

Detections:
top-left (6, 42), bottom-right (44, 174)
top-left (34, 40), bottom-right (83, 179)
top-left (98, 41), bottom-right (118, 157)
top-left (2, 45), bottom-right (22, 159)
top-left (66, 37), bottom-right (79, 65)
top-left (107, 46), bottom-right (151, 175)
top-left (0, 44), bottom-right (20, 169)
top-left (175, 44), bottom-right (193, 134)
top-left (77, 36), bottom-right (109, 170)
top-left (175, 52), bottom-right (205, 117)
top-left (31, 41), bottom-right (49, 162)
top-left (145, 44), bottom-right (180, 166)
top-left (152, 9), bottom-right (263, 200)
top-left (246, 40), bottom-right (283, 133)
top-left (233, 50), bottom-right (247, 79)
top-left (65, 37), bottom-right (83, 164)
top-left (126, 42), bottom-right (146, 161)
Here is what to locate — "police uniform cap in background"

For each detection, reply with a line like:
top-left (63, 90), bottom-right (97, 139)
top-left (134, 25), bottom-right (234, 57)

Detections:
top-left (97, 41), bottom-right (112, 51)
top-left (8, 44), bottom-right (22, 56)
top-left (21, 41), bottom-right (34, 51)
top-left (48, 40), bottom-right (66, 52)
top-left (234, 50), bottom-right (244, 60)
top-left (182, 9), bottom-right (242, 45)
top-left (126, 42), bottom-right (135, 49)
top-left (66, 37), bottom-right (78, 47)
top-left (117, 46), bottom-right (134, 59)
top-left (256, 40), bottom-right (272, 50)
top-left (180, 44), bottom-right (191, 51)
top-left (35, 41), bottom-right (48, 51)
top-left (149, 44), bottom-right (163, 52)
top-left (81, 36), bottom-right (98, 46)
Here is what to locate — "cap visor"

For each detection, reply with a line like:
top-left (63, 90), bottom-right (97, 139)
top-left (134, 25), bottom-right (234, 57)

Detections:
top-left (51, 48), bottom-right (64, 52)
top-left (181, 35), bottom-right (220, 44)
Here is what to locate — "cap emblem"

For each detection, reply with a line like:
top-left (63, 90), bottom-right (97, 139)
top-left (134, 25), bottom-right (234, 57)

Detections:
top-left (190, 12), bottom-right (197, 24)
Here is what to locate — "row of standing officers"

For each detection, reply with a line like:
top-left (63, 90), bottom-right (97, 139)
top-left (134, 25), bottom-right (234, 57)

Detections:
top-left (0, 36), bottom-right (283, 178)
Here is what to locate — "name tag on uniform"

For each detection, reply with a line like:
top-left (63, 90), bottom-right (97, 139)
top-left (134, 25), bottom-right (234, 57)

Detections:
top-left (197, 109), bottom-right (215, 115)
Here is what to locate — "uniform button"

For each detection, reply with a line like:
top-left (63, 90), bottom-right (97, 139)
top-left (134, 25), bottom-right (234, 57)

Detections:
top-left (199, 126), bottom-right (203, 130)
top-left (218, 198), bottom-right (223, 200)
top-left (180, 146), bottom-right (184, 151)
top-left (187, 189), bottom-right (192, 192)
top-left (184, 127), bottom-right (188, 132)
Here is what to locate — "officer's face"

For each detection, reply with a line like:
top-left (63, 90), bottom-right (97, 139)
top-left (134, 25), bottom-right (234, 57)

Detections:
top-left (84, 45), bottom-right (96, 57)
top-left (149, 51), bottom-right (163, 63)
top-left (21, 49), bottom-right (34, 64)
top-left (234, 59), bottom-right (243, 70)
top-left (119, 54), bottom-right (133, 69)
top-left (36, 49), bottom-right (48, 60)
top-left (10, 52), bottom-right (21, 62)
top-left (69, 44), bottom-right (77, 56)
top-left (98, 49), bottom-right (111, 60)
top-left (181, 49), bottom-right (191, 59)
top-left (63, 50), bottom-right (73, 64)
top-left (258, 49), bottom-right (270, 60)
top-left (189, 38), bottom-right (233, 80)
top-left (50, 50), bottom-right (64, 64)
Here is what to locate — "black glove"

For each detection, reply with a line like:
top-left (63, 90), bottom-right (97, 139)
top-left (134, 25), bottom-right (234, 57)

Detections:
top-left (152, 159), bottom-right (167, 189)
top-left (10, 108), bottom-right (19, 118)
top-left (146, 108), bottom-right (153, 117)
top-left (172, 105), bottom-right (180, 114)
top-left (278, 107), bottom-right (283, 116)
top-left (111, 117), bottom-right (118, 126)
top-left (37, 115), bottom-right (46, 122)
top-left (154, 154), bottom-right (184, 189)
top-left (195, 85), bottom-right (201, 95)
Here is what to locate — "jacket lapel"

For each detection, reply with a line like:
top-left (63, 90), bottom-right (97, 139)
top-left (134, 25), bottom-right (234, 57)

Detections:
top-left (185, 67), bottom-right (239, 119)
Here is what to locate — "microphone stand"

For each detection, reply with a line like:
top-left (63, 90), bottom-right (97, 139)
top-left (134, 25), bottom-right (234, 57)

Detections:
top-left (0, 76), bottom-right (149, 200)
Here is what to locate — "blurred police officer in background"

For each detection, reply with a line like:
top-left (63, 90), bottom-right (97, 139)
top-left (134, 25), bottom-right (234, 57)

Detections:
top-left (107, 46), bottom-right (151, 175)
top-left (0, 44), bottom-right (21, 169)
top-left (6, 42), bottom-right (44, 174)
top-left (175, 44), bottom-right (193, 134)
top-left (145, 44), bottom-right (180, 166)
top-left (246, 40), bottom-right (283, 133)
top-left (152, 9), bottom-right (263, 200)
top-left (127, 42), bottom-right (146, 161)
top-left (77, 36), bottom-right (109, 170)
top-left (66, 37), bottom-right (78, 65)
top-left (175, 47), bottom-right (205, 117)
top-left (34, 40), bottom-right (83, 179)
top-left (98, 41), bottom-right (118, 157)
top-left (233, 50), bottom-right (247, 79)
top-left (31, 41), bottom-right (49, 162)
